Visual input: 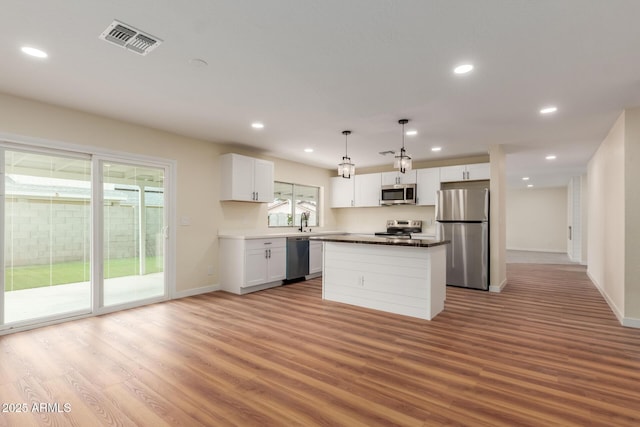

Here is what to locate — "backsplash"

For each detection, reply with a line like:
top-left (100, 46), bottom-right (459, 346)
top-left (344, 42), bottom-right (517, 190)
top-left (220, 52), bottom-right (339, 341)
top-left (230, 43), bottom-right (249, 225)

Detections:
top-left (333, 205), bottom-right (437, 234)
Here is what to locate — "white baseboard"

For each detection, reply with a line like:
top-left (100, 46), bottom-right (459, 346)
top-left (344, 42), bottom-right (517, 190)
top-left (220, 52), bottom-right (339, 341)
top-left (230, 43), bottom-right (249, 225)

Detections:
top-left (173, 283), bottom-right (220, 299)
top-left (489, 277), bottom-right (507, 293)
top-left (623, 316), bottom-right (640, 328)
top-left (585, 271), bottom-right (639, 328)
top-left (507, 247), bottom-right (566, 253)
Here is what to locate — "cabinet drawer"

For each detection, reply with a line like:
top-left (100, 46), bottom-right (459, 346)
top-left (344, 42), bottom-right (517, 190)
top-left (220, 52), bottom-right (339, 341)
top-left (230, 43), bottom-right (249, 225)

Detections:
top-left (245, 238), bottom-right (286, 250)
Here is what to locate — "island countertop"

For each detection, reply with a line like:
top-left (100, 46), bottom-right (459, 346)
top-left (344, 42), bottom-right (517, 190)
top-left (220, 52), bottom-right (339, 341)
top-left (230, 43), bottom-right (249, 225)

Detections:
top-left (309, 234), bottom-right (449, 248)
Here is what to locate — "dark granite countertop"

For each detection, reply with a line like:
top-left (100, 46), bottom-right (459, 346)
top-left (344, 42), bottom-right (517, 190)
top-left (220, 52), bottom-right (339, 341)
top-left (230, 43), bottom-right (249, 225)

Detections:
top-left (308, 234), bottom-right (449, 248)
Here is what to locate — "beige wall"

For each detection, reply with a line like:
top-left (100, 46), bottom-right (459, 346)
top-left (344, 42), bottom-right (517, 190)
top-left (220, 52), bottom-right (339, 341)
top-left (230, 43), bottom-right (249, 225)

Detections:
top-left (624, 108), bottom-right (640, 319)
top-left (334, 205), bottom-right (437, 234)
top-left (0, 92), bottom-right (336, 295)
top-left (581, 174), bottom-right (589, 265)
top-left (489, 144), bottom-right (507, 291)
top-left (506, 186), bottom-right (568, 253)
top-left (587, 111), bottom-right (626, 319)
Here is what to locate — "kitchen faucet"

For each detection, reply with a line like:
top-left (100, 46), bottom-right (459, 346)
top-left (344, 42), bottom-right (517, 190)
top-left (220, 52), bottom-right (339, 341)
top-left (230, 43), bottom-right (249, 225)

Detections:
top-left (299, 212), bottom-right (309, 232)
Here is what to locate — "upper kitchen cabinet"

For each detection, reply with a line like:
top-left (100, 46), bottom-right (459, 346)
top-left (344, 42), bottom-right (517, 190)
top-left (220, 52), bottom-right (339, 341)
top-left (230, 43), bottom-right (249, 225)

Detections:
top-left (381, 170), bottom-right (417, 186)
top-left (416, 168), bottom-right (440, 206)
top-left (354, 173), bottom-right (382, 207)
top-left (220, 153), bottom-right (274, 202)
top-left (439, 163), bottom-right (490, 183)
top-left (330, 176), bottom-right (355, 208)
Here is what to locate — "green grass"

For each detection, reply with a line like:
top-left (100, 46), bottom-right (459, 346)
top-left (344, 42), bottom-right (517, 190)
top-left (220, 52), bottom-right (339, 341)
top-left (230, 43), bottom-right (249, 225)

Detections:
top-left (4, 257), bottom-right (163, 292)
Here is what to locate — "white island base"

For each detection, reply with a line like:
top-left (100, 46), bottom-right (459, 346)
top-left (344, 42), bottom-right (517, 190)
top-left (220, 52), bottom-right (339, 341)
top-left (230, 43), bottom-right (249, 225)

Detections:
top-left (322, 241), bottom-right (446, 320)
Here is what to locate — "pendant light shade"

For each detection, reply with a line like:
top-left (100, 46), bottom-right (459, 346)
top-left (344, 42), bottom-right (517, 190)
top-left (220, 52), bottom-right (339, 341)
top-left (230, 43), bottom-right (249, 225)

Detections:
top-left (394, 119), bottom-right (412, 173)
top-left (338, 130), bottom-right (355, 178)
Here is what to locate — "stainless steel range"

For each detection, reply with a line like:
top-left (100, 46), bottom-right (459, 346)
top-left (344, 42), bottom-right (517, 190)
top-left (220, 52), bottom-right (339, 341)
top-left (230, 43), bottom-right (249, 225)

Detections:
top-left (374, 219), bottom-right (422, 239)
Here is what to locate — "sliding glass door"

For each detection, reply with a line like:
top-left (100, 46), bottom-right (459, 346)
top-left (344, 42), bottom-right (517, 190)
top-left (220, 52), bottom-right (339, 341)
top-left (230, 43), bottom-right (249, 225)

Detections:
top-left (102, 161), bottom-right (166, 307)
top-left (3, 150), bottom-right (91, 324)
top-left (0, 144), bottom-right (171, 330)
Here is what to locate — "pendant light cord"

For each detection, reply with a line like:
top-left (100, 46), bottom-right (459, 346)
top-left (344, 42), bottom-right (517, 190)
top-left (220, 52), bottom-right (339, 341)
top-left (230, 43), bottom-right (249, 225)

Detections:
top-left (342, 130), bottom-right (351, 158)
top-left (345, 132), bottom-right (348, 157)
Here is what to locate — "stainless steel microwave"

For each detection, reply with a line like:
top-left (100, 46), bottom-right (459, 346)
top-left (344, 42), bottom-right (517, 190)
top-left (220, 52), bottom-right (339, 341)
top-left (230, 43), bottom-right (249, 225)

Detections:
top-left (381, 184), bottom-right (416, 205)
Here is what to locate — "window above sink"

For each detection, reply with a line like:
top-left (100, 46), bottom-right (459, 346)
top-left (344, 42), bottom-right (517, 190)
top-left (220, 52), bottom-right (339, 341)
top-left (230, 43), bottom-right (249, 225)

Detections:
top-left (268, 181), bottom-right (319, 228)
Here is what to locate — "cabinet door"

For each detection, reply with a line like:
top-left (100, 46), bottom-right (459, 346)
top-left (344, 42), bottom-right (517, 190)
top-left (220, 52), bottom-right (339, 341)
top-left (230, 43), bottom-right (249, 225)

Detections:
top-left (253, 159), bottom-right (274, 202)
top-left (416, 168), bottom-right (440, 206)
top-left (381, 170), bottom-right (417, 185)
top-left (267, 246), bottom-right (287, 282)
top-left (466, 163), bottom-right (490, 181)
top-left (309, 241), bottom-right (323, 274)
top-left (220, 153), bottom-right (255, 201)
top-left (330, 176), bottom-right (355, 208)
top-left (439, 165), bottom-right (466, 183)
top-left (245, 248), bottom-right (268, 287)
top-left (354, 173), bottom-right (381, 207)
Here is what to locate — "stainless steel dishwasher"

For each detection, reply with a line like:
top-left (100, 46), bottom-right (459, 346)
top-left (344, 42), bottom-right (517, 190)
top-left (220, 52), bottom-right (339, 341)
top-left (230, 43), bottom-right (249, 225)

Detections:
top-left (286, 236), bottom-right (310, 280)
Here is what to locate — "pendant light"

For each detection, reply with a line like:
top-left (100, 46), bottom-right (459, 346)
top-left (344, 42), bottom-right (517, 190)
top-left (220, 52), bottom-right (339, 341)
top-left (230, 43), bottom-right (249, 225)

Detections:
top-left (337, 130), bottom-right (355, 178)
top-left (394, 119), bottom-right (412, 173)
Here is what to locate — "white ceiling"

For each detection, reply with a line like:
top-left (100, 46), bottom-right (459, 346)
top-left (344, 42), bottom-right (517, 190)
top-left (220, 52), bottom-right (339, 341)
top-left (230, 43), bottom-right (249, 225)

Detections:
top-left (2, 1), bottom-right (640, 188)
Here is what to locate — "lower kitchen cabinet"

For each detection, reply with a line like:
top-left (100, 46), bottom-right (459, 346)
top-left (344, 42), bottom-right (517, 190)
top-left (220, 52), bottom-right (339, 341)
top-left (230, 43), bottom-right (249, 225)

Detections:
top-left (309, 241), bottom-right (323, 275)
top-left (219, 237), bottom-right (286, 294)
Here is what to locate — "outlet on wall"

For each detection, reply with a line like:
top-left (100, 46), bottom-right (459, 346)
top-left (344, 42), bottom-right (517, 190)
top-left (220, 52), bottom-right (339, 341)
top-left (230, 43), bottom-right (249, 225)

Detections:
top-left (207, 265), bottom-right (214, 275)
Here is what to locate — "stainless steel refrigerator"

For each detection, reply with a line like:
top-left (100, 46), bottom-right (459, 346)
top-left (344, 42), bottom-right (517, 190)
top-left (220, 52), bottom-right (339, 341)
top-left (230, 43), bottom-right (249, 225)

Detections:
top-left (436, 189), bottom-right (489, 290)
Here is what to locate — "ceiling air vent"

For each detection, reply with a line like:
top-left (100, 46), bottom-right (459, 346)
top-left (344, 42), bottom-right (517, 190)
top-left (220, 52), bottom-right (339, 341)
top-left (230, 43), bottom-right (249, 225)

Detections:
top-left (99, 20), bottom-right (162, 56)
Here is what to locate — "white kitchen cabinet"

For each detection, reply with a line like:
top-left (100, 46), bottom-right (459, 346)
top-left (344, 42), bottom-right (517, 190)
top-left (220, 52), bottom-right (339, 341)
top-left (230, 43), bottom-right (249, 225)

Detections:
top-left (330, 176), bottom-right (355, 208)
top-left (219, 237), bottom-right (286, 294)
top-left (354, 173), bottom-right (381, 207)
top-left (309, 241), bottom-right (323, 275)
top-left (416, 168), bottom-right (440, 206)
top-left (381, 170), bottom-right (417, 186)
top-left (439, 165), bottom-right (465, 182)
top-left (220, 153), bottom-right (274, 202)
top-left (439, 163), bottom-right (490, 182)
top-left (466, 163), bottom-right (491, 181)
top-left (266, 245), bottom-right (286, 282)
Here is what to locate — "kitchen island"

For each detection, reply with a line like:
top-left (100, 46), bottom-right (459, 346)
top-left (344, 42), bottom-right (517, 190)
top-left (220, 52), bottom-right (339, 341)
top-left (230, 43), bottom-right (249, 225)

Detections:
top-left (309, 235), bottom-right (449, 320)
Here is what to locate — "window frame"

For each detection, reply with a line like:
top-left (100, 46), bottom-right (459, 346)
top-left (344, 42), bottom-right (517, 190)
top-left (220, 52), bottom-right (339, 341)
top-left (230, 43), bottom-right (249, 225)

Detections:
top-left (268, 181), bottom-right (320, 228)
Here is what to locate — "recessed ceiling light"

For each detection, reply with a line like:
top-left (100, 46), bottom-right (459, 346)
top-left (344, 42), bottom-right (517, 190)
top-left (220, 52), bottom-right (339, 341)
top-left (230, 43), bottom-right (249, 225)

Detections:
top-left (251, 122), bottom-right (264, 129)
top-left (454, 64), bottom-right (474, 74)
top-left (546, 155), bottom-right (557, 160)
top-left (405, 130), bottom-right (418, 136)
top-left (431, 147), bottom-right (442, 152)
top-left (527, 184), bottom-right (534, 188)
top-left (21, 46), bottom-right (48, 58)
top-left (522, 177), bottom-right (530, 181)
top-left (304, 148), bottom-right (313, 153)
top-left (540, 106), bottom-right (558, 114)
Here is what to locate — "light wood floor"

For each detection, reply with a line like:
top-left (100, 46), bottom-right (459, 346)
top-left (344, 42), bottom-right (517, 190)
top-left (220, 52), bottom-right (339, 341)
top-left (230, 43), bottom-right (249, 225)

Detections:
top-left (1, 264), bottom-right (639, 426)
top-left (507, 250), bottom-right (576, 264)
